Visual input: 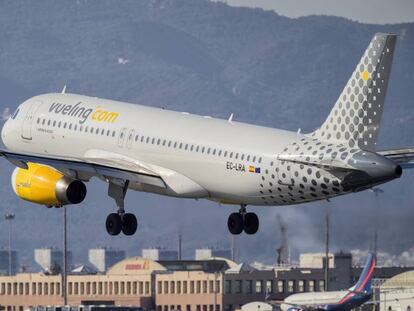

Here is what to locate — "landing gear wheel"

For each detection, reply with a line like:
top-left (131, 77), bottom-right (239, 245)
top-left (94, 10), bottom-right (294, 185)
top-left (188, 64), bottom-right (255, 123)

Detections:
top-left (122, 213), bottom-right (138, 236)
top-left (228, 213), bottom-right (244, 235)
top-left (243, 212), bottom-right (259, 235)
top-left (106, 213), bottom-right (122, 236)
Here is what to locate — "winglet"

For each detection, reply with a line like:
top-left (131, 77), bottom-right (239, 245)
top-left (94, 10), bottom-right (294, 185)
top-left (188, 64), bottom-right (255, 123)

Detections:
top-left (228, 113), bottom-right (234, 122)
top-left (61, 85), bottom-right (67, 94)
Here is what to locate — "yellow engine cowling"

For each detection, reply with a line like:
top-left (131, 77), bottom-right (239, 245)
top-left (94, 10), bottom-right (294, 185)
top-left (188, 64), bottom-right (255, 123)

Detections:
top-left (11, 162), bottom-right (87, 207)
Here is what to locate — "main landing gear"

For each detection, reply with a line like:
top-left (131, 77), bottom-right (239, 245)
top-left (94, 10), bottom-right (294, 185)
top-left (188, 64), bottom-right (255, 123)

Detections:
top-left (227, 205), bottom-right (259, 235)
top-left (105, 180), bottom-right (138, 236)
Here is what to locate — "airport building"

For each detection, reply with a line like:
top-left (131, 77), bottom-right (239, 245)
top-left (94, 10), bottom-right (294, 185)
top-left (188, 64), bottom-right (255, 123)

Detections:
top-left (378, 270), bottom-right (414, 311)
top-left (0, 253), bottom-right (411, 311)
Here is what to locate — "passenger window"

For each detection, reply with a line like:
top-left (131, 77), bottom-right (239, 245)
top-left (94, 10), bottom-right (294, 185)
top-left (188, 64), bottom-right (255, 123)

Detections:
top-left (212, 149), bottom-right (216, 155)
top-left (80, 125), bottom-right (84, 132)
top-left (58, 121), bottom-right (61, 128)
top-left (146, 137), bottom-right (150, 143)
top-left (253, 156), bottom-right (256, 162)
top-left (190, 145), bottom-right (194, 151)
top-left (218, 150), bottom-right (222, 156)
top-left (241, 154), bottom-right (244, 160)
top-left (168, 141), bottom-right (172, 147)
top-left (112, 131), bottom-right (116, 137)
top-left (258, 157), bottom-right (262, 163)
top-left (247, 155), bottom-right (250, 161)
top-left (151, 138), bottom-right (155, 144)
top-left (185, 144), bottom-right (188, 150)
top-left (174, 142), bottom-right (177, 148)
top-left (140, 136), bottom-right (144, 142)
top-left (207, 148), bottom-right (211, 154)
top-left (196, 146), bottom-right (199, 152)
top-left (163, 140), bottom-right (166, 146)
top-left (90, 127), bottom-right (94, 134)
top-left (68, 123), bottom-right (72, 130)
top-left (201, 147), bottom-right (205, 153)
top-left (74, 124), bottom-right (78, 131)
top-left (235, 153), bottom-right (239, 159)
top-left (179, 143), bottom-right (183, 149)
top-left (47, 120), bottom-right (51, 126)
top-left (85, 126), bottom-right (88, 132)
top-left (64, 122), bottom-right (67, 129)
top-left (100, 129), bottom-right (104, 135)
top-left (106, 130), bottom-right (110, 136)
top-left (42, 119), bottom-right (46, 125)
top-left (37, 118), bottom-right (40, 124)
top-left (135, 135), bottom-right (139, 142)
top-left (224, 151), bottom-right (228, 157)
top-left (230, 152), bottom-right (233, 158)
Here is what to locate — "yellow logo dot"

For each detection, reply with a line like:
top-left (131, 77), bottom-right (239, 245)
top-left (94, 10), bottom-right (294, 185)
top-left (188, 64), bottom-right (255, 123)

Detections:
top-left (362, 70), bottom-right (369, 81)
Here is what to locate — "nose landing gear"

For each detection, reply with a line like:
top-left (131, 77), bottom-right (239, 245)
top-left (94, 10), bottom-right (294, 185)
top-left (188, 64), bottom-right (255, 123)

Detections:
top-left (105, 180), bottom-right (138, 236)
top-left (227, 205), bottom-right (259, 235)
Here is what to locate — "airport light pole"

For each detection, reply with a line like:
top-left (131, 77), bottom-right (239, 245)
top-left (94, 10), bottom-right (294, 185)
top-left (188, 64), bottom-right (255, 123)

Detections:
top-left (370, 188), bottom-right (384, 256)
top-left (4, 213), bottom-right (15, 276)
top-left (324, 208), bottom-right (330, 291)
top-left (62, 206), bottom-right (68, 305)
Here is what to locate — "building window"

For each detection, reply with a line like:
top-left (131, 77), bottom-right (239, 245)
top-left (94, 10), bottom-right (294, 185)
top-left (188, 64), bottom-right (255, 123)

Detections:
top-left (186, 305), bottom-right (191, 311)
top-left (139, 281), bottom-right (143, 294)
top-left (145, 282), bottom-right (149, 294)
top-left (183, 281), bottom-right (188, 294)
top-left (298, 280), bottom-right (305, 292)
top-left (308, 280), bottom-right (315, 292)
top-left (171, 281), bottom-right (175, 294)
top-left (164, 281), bottom-right (169, 294)
top-left (277, 280), bottom-right (284, 293)
top-left (203, 280), bottom-right (207, 293)
top-left (209, 280), bottom-right (214, 293)
top-left (319, 280), bottom-right (325, 292)
top-left (177, 281), bottom-right (181, 294)
top-left (266, 280), bottom-right (273, 294)
top-left (190, 281), bottom-right (195, 294)
top-left (288, 280), bottom-right (295, 293)
top-left (235, 280), bottom-right (242, 294)
top-left (216, 280), bottom-right (220, 294)
top-left (245, 280), bottom-right (252, 294)
top-left (196, 281), bottom-right (201, 293)
top-left (225, 280), bottom-right (232, 294)
top-left (255, 280), bottom-right (263, 294)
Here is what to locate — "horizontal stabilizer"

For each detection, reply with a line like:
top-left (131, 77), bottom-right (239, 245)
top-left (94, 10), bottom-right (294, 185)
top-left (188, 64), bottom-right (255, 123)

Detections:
top-left (378, 148), bottom-right (414, 169)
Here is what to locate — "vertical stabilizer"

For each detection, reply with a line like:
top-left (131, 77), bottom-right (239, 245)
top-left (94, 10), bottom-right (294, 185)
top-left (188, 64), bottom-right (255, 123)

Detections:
top-left (311, 33), bottom-right (397, 151)
top-left (350, 253), bottom-right (376, 293)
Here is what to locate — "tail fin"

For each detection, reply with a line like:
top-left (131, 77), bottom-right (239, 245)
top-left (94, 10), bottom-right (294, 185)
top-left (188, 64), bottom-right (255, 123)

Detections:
top-left (311, 33), bottom-right (397, 151)
top-left (350, 253), bottom-right (376, 293)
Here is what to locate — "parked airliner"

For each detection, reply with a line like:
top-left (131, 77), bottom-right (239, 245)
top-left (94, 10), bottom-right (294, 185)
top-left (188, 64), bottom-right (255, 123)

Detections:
top-left (1, 33), bottom-right (413, 236)
top-left (281, 253), bottom-right (376, 311)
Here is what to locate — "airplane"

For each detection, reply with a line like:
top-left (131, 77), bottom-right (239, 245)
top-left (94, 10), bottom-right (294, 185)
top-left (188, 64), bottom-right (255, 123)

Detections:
top-left (1, 33), bottom-right (413, 236)
top-left (280, 253), bottom-right (376, 311)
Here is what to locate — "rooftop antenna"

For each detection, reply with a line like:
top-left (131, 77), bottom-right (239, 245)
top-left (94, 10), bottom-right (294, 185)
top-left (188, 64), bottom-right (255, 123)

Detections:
top-left (276, 214), bottom-right (289, 265)
top-left (370, 188), bottom-right (384, 256)
top-left (178, 229), bottom-right (182, 260)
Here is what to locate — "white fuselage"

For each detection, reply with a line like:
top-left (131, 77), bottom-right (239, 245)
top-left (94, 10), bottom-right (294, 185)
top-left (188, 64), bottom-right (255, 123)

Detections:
top-left (1, 93), bottom-right (353, 206)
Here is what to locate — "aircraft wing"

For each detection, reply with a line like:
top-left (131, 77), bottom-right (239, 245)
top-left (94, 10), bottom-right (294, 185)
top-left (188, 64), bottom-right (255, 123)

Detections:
top-left (377, 148), bottom-right (414, 169)
top-left (0, 149), bottom-right (167, 188)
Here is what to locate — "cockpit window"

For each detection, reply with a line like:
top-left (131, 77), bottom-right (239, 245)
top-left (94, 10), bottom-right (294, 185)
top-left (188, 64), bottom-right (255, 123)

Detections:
top-left (10, 108), bottom-right (20, 120)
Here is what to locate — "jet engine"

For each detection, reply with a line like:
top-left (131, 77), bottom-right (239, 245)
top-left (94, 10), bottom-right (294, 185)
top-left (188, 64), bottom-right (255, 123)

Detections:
top-left (11, 162), bottom-right (87, 207)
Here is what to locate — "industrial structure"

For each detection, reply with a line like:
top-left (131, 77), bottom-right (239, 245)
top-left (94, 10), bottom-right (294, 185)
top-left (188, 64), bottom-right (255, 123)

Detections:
top-left (0, 252), bottom-right (411, 310)
top-left (0, 249), bottom-right (18, 276)
top-left (89, 247), bottom-right (126, 273)
top-left (34, 248), bottom-right (73, 274)
top-left (195, 248), bottom-right (232, 261)
top-left (142, 248), bottom-right (178, 261)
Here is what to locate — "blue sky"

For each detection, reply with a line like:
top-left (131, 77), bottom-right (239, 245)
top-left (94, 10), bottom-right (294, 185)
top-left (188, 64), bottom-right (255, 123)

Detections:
top-left (215, 0), bottom-right (414, 24)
